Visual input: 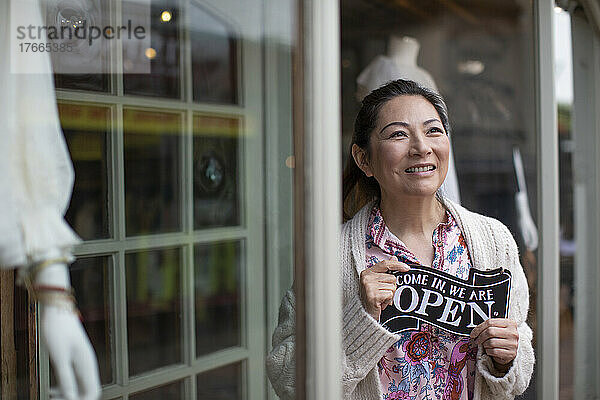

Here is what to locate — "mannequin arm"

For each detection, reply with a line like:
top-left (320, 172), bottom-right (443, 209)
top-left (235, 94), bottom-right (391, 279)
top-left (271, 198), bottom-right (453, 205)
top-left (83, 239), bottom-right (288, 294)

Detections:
top-left (32, 261), bottom-right (101, 400)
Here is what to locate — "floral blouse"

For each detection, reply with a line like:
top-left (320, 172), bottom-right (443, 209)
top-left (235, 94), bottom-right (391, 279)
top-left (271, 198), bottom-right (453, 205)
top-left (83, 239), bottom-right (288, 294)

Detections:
top-left (366, 205), bottom-right (477, 400)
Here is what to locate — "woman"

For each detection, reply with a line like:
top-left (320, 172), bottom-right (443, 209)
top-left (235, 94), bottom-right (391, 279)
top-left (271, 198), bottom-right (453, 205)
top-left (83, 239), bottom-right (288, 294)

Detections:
top-left (267, 79), bottom-right (534, 400)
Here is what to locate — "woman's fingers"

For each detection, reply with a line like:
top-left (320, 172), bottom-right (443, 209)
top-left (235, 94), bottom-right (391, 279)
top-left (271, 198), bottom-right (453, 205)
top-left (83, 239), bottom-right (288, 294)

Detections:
top-left (471, 318), bottom-right (519, 366)
top-left (481, 337), bottom-right (515, 350)
top-left (359, 256), bottom-right (409, 319)
top-left (471, 318), bottom-right (518, 345)
top-left (373, 288), bottom-right (395, 312)
top-left (485, 348), bottom-right (517, 365)
top-left (369, 257), bottom-right (410, 273)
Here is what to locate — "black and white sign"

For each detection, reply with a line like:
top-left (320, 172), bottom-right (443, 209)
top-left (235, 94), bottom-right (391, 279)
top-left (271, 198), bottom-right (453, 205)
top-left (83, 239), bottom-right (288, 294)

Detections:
top-left (380, 265), bottom-right (512, 337)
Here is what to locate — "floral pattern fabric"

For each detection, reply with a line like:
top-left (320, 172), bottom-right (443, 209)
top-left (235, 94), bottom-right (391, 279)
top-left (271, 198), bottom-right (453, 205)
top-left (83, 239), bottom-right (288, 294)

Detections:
top-left (366, 205), bottom-right (477, 400)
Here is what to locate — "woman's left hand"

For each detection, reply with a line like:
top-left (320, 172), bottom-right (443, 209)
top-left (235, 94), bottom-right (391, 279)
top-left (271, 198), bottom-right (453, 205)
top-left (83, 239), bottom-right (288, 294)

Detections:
top-left (470, 318), bottom-right (519, 372)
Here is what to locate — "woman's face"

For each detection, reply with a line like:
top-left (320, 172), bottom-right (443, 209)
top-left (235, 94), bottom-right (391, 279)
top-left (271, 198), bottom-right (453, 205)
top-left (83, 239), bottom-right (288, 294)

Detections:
top-left (353, 95), bottom-right (450, 199)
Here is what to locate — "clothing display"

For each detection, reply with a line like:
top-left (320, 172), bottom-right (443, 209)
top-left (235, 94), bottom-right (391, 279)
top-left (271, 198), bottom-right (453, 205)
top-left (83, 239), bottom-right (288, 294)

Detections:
top-left (356, 36), bottom-right (461, 204)
top-left (267, 197), bottom-right (534, 400)
top-left (366, 206), bottom-right (476, 399)
top-left (0, 0), bottom-right (80, 270)
top-left (356, 36), bottom-right (438, 96)
top-left (1, 1), bottom-right (101, 399)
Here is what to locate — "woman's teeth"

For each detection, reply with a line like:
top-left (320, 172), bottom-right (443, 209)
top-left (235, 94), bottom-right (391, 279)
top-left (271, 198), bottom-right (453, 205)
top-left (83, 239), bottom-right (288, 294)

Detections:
top-left (405, 166), bottom-right (435, 173)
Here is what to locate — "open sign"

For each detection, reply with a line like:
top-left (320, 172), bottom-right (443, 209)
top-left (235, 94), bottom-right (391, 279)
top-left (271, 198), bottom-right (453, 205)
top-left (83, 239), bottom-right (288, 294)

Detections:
top-left (380, 265), bottom-right (511, 337)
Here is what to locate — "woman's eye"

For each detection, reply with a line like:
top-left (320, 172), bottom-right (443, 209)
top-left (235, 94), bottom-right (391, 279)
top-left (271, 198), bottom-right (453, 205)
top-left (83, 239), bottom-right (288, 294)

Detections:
top-left (427, 127), bottom-right (444, 135)
top-left (389, 131), bottom-right (407, 139)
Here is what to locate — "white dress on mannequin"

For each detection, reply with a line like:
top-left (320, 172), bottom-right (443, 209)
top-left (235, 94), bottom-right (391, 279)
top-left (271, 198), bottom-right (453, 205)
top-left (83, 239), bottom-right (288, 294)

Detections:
top-left (357, 36), bottom-right (438, 97)
top-left (1, 0), bottom-right (100, 398)
top-left (356, 36), bottom-right (461, 204)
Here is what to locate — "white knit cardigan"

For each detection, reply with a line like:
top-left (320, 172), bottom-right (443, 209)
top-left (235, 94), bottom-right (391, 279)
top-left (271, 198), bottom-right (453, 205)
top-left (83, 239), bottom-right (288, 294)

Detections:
top-left (267, 198), bottom-right (535, 400)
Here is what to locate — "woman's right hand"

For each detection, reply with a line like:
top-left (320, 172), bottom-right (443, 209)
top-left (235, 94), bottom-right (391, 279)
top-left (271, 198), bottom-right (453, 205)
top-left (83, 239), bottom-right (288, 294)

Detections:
top-left (359, 256), bottom-right (410, 320)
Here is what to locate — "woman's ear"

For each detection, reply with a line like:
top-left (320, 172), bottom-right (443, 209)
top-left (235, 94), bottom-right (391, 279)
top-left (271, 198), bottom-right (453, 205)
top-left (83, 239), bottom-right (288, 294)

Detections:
top-left (351, 144), bottom-right (373, 177)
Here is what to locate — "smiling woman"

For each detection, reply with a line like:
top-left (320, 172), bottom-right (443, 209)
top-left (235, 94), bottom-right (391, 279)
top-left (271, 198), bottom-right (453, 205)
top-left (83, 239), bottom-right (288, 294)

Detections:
top-left (341, 79), bottom-right (533, 399)
top-left (268, 79), bottom-right (535, 400)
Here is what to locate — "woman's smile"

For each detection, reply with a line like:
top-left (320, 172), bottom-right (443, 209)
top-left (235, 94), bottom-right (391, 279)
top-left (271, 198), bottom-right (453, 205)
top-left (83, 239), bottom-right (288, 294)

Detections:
top-left (404, 163), bottom-right (436, 174)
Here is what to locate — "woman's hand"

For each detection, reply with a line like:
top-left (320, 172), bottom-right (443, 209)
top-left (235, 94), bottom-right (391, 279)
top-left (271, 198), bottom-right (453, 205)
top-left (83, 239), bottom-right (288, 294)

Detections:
top-left (470, 318), bottom-right (519, 373)
top-left (359, 256), bottom-right (410, 320)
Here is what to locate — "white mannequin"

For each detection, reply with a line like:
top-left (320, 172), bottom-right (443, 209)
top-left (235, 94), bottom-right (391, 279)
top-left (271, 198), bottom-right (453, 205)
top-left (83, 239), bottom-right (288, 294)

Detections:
top-left (356, 36), bottom-right (439, 99)
top-left (387, 36), bottom-right (438, 90)
top-left (356, 35), bottom-right (461, 204)
top-left (1, 0), bottom-right (101, 399)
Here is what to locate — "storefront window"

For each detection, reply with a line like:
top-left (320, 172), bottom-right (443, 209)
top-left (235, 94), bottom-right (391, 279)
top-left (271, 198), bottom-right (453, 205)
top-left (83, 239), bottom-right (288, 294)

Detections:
top-left (14, 0), bottom-right (299, 398)
top-left (341, 0), bottom-right (538, 398)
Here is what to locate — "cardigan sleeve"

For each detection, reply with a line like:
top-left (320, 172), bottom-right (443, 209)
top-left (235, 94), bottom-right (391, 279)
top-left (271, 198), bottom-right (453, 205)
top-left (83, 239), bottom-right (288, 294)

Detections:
top-left (339, 220), bottom-right (400, 397)
top-left (266, 290), bottom-right (297, 400)
top-left (475, 220), bottom-right (535, 399)
top-left (266, 287), bottom-right (399, 399)
top-left (340, 290), bottom-right (400, 396)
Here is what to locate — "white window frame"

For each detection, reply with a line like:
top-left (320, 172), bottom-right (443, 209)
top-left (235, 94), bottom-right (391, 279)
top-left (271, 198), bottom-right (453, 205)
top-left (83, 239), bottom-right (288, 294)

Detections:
top-left (534, 1), bottom-right (560, 400)
top-left (571, 5), bottom-right (600, 399)
top-left (300, 0), bottom-right (342, 399)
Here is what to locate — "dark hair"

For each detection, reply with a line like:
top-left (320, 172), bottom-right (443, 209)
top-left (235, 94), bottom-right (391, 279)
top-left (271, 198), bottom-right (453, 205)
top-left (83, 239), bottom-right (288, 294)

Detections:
top-left (342, 79), bottom-right (452, 221)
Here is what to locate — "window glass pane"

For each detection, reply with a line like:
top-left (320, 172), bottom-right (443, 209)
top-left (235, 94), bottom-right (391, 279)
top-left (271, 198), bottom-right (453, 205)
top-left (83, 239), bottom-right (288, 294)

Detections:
top-left (50, 0), bottom-right (111, 92)
top-left (195, 240), bottom-right (242, 357)
top-left (129, 380), bottom-right (183, 400)
top-left (123, 0), bottom-right (181, 99)
top-left (126, 248), bottom-right (182, 375)
top-left (190, 3), bottom-right (239, 104)
top-left (197, 362), bottom-right (243, 400)
top-left (59, 103), bottom-right (111, 240)
top-left (124, 109), bottom-right (182, 236)
top-left (54, 73), bottom-right (111, 94)
top-left (193, 115), bottom-right (241, 229)
top-left (69, 256), bottom-right (113, 385)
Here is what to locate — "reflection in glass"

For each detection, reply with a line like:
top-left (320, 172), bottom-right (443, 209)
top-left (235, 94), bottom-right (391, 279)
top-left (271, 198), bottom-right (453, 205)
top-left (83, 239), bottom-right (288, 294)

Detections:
top-left (197, 362), bottom-right (243, 400)
top-left (59, 103), bottom-right (111, 240)
top-left (190, 3), bottom-right (239, 104)
top-left (195, 241), bottom-right (242, 357)
top-left (193, 115), bottom-right (240, 229)
top-left (123, 0), bottom-right (180, 98)
top-left (54, 73), bottom-right (111, 94)
top-left (129, 380), bottom-right (183, 400)
top-left (51, 0), bottom-right (111, 92)
top-left (124, 109), bottom-right (182, 236)
top-left (126, 248), bottom-right (182, 375)
top-left (70, 256), bottom-right (113, 384)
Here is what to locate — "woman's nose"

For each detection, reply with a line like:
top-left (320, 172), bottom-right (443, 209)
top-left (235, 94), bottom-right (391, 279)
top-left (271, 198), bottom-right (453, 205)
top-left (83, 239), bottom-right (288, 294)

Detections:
top-left (408, 134), bottom-right (432, 156)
